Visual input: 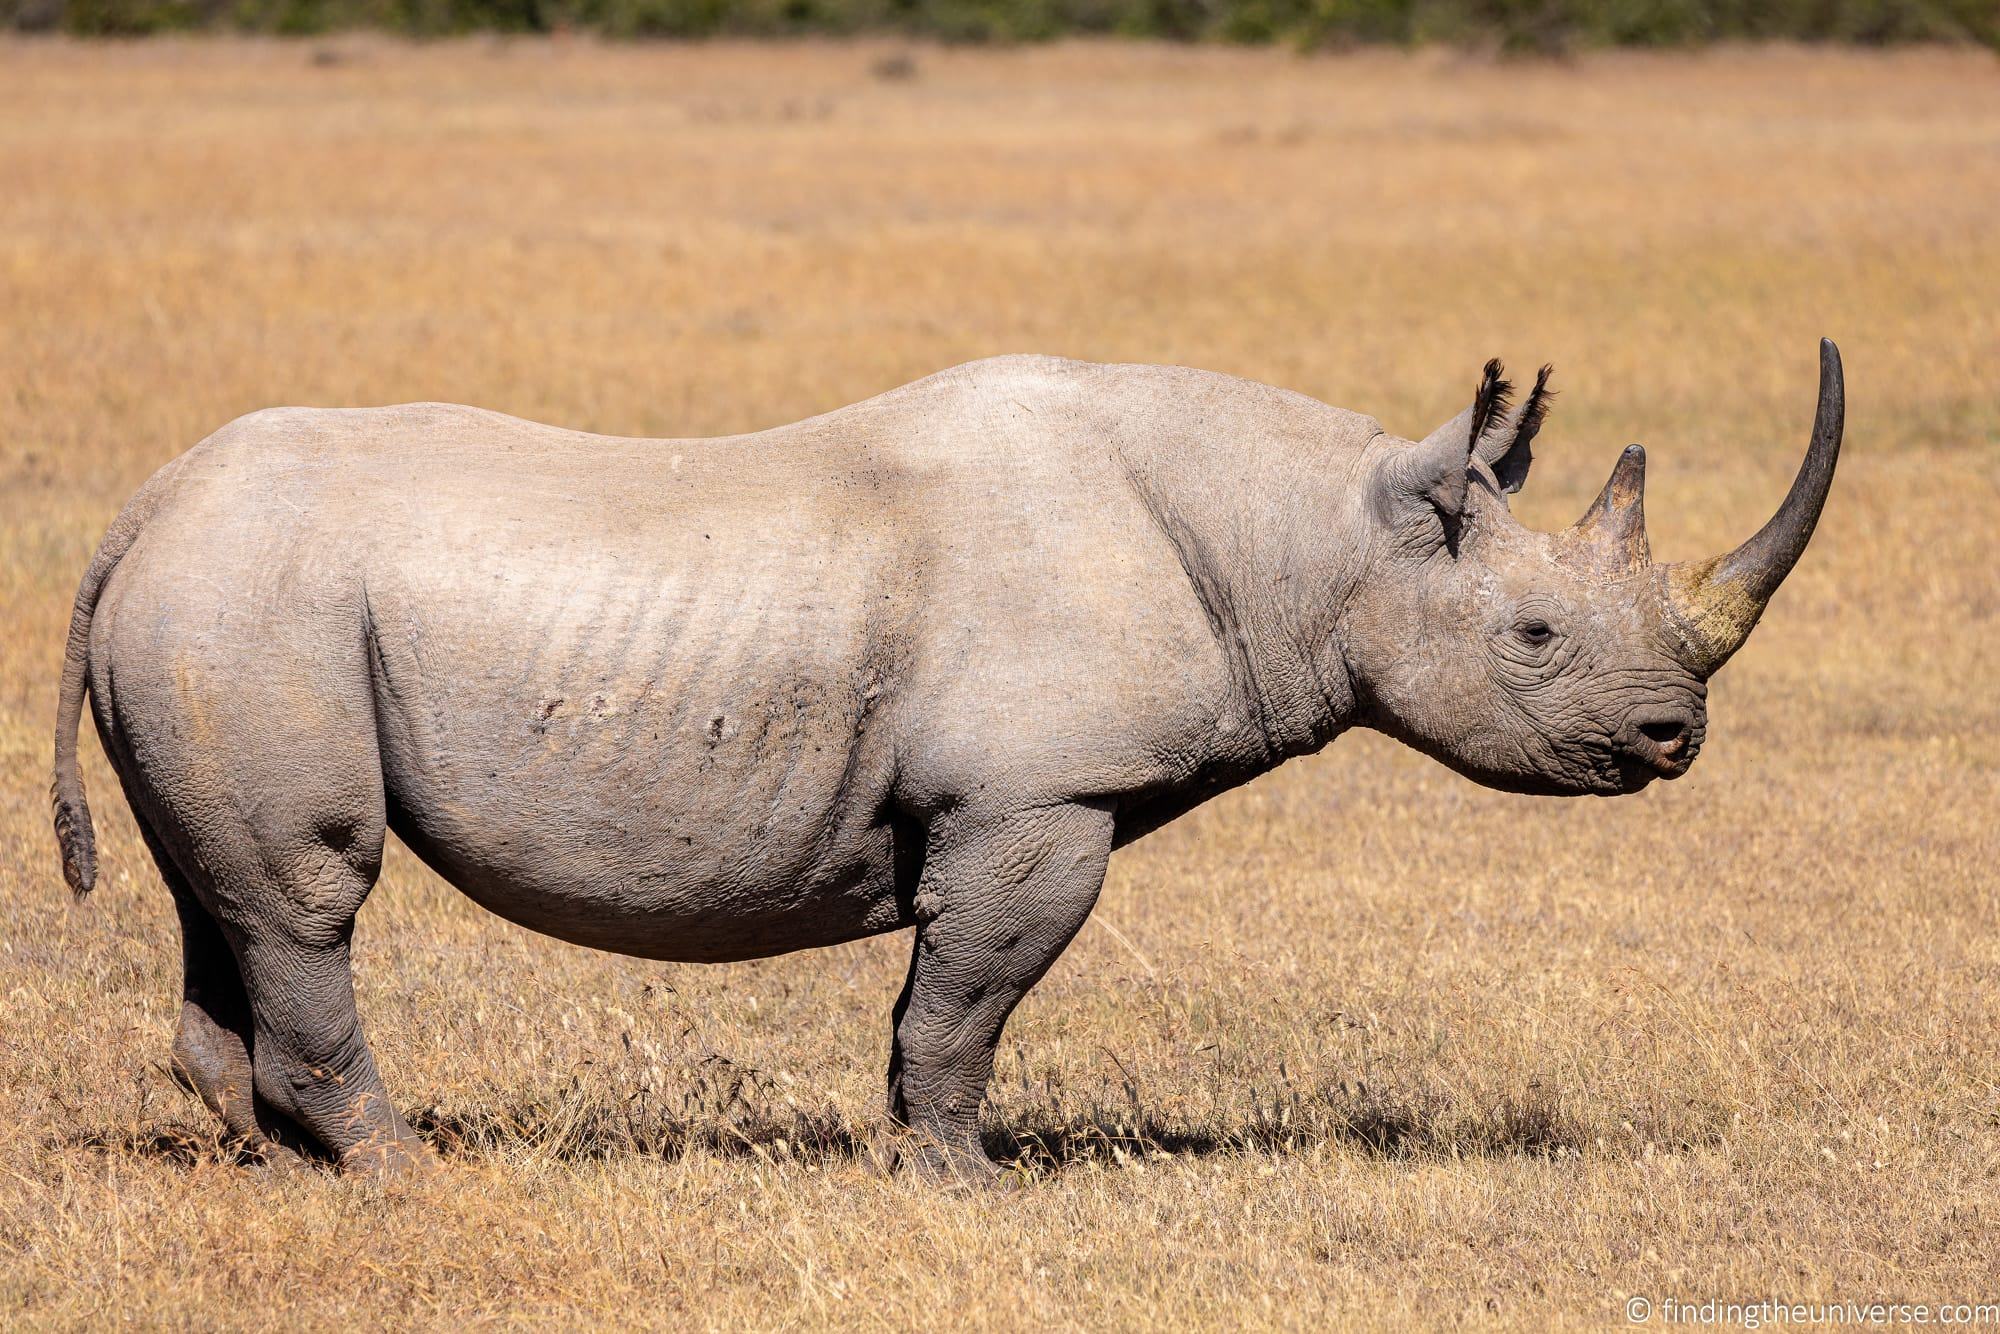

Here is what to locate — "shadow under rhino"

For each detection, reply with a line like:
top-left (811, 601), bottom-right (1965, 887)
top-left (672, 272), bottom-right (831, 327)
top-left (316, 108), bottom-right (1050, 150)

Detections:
top-left (75, 1073), bottom-right (1728, 1174)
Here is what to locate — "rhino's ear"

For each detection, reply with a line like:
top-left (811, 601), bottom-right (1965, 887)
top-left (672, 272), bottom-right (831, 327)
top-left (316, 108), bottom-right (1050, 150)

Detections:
top-left (1418, 360), bottom-right (1552, 497)
top-left (1374, 414), bottom-right (1477, 548)
top-left (1378, 359), bottom-right (1506, 546)
top-left (1476, 364), bottom-right (1552, 494)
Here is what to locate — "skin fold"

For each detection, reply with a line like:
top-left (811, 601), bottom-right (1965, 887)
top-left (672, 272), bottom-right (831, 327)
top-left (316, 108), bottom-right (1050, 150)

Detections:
top-left (49, 344), bottom-right (1842, 1179)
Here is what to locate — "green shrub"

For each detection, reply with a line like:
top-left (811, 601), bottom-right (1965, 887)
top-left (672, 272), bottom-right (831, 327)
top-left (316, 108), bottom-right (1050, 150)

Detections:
top-left (11, 0), bottom-right (1996, 48)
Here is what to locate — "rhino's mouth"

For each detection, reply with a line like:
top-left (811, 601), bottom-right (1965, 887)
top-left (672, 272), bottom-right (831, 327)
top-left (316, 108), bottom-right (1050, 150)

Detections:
top-left (1614, 756), bottom-right (1665, 790)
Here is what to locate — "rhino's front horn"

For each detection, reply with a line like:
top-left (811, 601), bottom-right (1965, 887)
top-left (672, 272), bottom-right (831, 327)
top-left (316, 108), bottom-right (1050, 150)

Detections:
top-left (1663, 338), bottom-right (1845, 678)
top-left (1569, 443), bottom-right (1650, 570)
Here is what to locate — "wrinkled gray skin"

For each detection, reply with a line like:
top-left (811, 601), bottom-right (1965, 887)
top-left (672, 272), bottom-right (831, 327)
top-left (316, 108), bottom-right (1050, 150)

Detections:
top-left (51, 342), bottom-right (1843, 1179)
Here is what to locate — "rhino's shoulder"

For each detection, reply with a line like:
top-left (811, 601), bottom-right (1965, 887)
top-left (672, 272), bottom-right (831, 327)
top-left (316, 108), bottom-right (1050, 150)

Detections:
top-left (884, 353), bottom-right (1099, 408)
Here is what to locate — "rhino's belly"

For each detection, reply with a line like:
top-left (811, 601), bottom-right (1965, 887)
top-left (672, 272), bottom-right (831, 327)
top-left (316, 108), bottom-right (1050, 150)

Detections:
top-left (378, 681), bottom-right (913, 960)
top-left (363, 537), bottom-right (913, 962)
top-left (386, 789), bottom-right (912, 962)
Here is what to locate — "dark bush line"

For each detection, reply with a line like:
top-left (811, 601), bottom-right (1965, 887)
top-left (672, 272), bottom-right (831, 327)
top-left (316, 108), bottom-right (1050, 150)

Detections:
top-left (3, 0), bottom-right (1995, 50)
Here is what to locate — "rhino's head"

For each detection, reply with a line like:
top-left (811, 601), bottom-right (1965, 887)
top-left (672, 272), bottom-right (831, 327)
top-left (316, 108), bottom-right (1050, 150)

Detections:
top-left (1341, 340), bottom-right (1843, 796)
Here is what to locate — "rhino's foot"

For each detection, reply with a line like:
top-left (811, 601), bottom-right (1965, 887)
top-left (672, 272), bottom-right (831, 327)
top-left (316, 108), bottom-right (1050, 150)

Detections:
top-left (338, 1133), bottom-right (441, 1180)
top-left (241, 990), bottom-right (436, 1183)
top-left (880, 1131), bottom-right (1007, 1190)
top-left (244, 1135), bottom-right (313, 1177)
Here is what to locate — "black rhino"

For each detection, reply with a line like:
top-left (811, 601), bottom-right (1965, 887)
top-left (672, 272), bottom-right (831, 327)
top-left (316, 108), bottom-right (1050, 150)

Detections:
top-left (52, 341), bottom-right (1842, 1178)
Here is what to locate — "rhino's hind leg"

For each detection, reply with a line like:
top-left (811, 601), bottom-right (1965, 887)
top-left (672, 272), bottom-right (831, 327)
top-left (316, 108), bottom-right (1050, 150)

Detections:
top-left (232, 917), bottom-right (433, 1177)
top-left (164, 873), bottom-right (314, 1170)
top-left (147, 803), bottom-right (430, 1176)
top-left (886, 801), bottom-right (1114, 1180)
top-left (112, 696), bottom-right (428, 1173)
top-left (116, 777), bottom-right (311, 1168)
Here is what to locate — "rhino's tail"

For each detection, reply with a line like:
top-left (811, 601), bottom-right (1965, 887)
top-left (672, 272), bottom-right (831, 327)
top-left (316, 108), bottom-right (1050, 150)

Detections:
top-left (53, 456), bottom-right (185, 898)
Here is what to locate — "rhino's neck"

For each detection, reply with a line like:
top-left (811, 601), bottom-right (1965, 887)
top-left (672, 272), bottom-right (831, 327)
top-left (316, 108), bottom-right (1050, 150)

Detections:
top-left (1108, 373), bottom-right (1378, 763)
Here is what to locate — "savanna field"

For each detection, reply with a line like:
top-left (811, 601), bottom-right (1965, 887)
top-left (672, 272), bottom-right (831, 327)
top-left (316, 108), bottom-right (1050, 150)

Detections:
top-left (0, 37), bottom-right (1996, 1328)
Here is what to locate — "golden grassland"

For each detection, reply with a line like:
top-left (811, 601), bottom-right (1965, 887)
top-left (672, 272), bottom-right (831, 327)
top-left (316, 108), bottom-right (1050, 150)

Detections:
top-left (1, 36), bottom-right (1997, 1329)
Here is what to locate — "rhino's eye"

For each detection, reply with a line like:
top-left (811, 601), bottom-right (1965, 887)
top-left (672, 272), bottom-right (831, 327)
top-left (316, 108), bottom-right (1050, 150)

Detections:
top-left (1517, 619), bottom-right (1555, 647)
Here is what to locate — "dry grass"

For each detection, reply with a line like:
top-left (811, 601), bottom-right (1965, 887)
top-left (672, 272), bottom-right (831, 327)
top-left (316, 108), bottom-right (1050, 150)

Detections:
top-left (1, 36), bottom-right (1997, 1330)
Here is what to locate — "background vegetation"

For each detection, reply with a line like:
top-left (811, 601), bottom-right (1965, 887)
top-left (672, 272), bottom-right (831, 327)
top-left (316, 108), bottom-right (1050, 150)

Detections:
top-left (1, 36), bottom-right (1995, 1329)
top-left (3, 0), bottom-right (1996, 48)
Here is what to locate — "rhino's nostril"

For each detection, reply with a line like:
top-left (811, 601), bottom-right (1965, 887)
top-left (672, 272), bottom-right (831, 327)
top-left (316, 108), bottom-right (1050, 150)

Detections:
top-left (1638, 718), bottom-right (1689, 755)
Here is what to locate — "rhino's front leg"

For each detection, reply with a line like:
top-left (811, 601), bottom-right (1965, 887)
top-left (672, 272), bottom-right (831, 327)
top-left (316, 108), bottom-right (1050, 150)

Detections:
top-left (886, 800), bottom-right (1115, 1180)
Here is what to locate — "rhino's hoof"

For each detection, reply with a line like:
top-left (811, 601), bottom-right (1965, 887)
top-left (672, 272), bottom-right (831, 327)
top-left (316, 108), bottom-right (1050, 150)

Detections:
top-left (246, 1137), bottom-right (313, 1178)
top-left (880, 1132), bottom-right (1006, 1190)
top-left (339, 1135), bottom-right (441, 1181)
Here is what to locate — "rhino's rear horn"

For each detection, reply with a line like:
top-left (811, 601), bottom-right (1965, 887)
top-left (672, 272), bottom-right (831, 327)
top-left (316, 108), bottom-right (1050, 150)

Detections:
top-left (1567, 443), bottom-right (1650, 570)
top-left (1662, 338), bottom-right (1845, 677)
